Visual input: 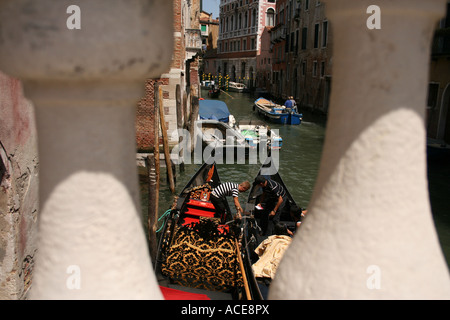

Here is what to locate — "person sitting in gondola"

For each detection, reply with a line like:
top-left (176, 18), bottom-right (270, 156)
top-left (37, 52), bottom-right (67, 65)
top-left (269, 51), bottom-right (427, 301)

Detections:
top-left (210, 181), bottom-right (250, 223)
top-left (253, 175), bottom-right (288, 236)
top-left (285, 205), bottom-right (307, 234)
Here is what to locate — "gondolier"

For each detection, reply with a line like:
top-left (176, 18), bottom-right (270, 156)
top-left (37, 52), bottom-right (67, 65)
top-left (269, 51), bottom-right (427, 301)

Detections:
top-left (210, 181), bottom-right (250, 223)
top-left (253, 175), bottom-right (288, 235)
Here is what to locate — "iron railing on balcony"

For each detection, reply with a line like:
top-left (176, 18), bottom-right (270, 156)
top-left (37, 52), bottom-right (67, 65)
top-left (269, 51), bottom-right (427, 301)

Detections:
top-left (270, 25), bottom-right (287, 44)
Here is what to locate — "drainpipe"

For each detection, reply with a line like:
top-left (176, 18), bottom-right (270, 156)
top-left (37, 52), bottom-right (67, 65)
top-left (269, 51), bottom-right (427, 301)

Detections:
top-left (0, 0), bottom-right (173, 299)
top-left (270, 0), bottom-right (450, 299)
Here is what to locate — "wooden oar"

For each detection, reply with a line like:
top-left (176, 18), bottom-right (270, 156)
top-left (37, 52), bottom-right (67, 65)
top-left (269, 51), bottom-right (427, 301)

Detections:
top-left (220, 89), bottom-right (234, 99)
top-left (235, 239), bottom-right (252, 300)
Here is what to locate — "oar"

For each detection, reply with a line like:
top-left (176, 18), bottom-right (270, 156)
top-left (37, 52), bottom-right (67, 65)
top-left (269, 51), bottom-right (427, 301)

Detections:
top-left (235, 239), bottom-right (252, 300)
top-left (220, 89), bottom-right (234, 99)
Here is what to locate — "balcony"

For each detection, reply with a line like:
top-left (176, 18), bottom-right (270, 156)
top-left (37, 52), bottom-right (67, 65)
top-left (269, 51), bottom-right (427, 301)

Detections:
top-left (270, 25), bottom-right (287, 44)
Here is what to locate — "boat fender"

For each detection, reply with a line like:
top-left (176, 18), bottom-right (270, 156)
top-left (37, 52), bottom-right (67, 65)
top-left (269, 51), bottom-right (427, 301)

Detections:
top-left (229, 114), bottom-right (236, 127)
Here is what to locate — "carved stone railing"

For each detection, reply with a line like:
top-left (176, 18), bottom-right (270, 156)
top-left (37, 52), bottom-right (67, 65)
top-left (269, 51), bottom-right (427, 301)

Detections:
top-left (0, 0), bottom-right (173, 299)
top-left (270, 0), bottom-right (450, 299)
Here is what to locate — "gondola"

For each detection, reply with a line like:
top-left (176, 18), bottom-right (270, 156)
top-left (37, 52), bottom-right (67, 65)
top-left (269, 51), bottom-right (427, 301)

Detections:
top-left (208, 87), bottom-right (221, 98)
top-left (241, 158), bottom-right (304, 299)
top-left (154, 160), bottom-right (259, 300)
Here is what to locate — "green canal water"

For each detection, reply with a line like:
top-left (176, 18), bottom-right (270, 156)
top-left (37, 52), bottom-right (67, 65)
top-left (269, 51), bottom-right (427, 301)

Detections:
top-left (139, 90), bottom-right (450, 268)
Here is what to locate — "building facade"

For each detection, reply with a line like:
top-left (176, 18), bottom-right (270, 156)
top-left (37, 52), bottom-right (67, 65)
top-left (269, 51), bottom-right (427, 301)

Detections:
top-left (215, 0), bottom-right (276, 89)
top-left (199, 10), bottom-right (220, 78)
top-left (427, 2), bottom-right (450, 144)
top-left (270, 0), bottom-right (332, 112)
top-left (136, 0), bottom-right (203, 149)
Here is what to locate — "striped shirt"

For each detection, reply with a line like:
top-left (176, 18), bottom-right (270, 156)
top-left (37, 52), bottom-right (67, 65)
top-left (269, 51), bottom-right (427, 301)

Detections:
top-left (212, 182), bottom-right (239, 198)
top-left (264, 180), bottom-right (286, 198)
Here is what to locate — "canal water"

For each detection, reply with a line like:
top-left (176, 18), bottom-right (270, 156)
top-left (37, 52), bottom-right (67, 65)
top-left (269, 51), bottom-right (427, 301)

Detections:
top-left (139, 89), bottom-right (450, 268)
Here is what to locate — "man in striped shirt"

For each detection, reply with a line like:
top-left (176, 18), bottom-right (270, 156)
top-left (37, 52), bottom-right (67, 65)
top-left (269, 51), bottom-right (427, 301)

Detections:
top-left (254, 175), bottom-right (288, 235)
top-left (210, 181), bottom-right (250, 223)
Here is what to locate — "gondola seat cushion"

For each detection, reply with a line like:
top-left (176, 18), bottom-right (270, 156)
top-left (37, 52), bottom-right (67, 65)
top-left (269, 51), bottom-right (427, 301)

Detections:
top-left (161, 219), bottom-right (243, 292)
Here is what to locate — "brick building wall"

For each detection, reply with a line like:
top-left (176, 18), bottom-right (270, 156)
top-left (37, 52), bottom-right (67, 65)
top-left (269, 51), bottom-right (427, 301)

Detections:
top-left (136, 0), bottom-right (202, 150)
top-left (136, 79), bottom-right (168, 152)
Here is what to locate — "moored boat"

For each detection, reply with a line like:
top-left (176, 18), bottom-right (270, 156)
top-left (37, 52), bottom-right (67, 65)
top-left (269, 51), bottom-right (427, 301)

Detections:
top-left (226, 81), bottom-right (248, 93)
top-left (155, 161), bottom-right (260, 300)
top-left (195, 119), bottom-right (249, 158)
top-left (201, 80), bottom-right (215, 89)
top-left (236, 119), bottom-right (283, 150)
top-left (254, 97), bottom-right (303, 125)
top-left (197, 99), bottom-right (249, 159)
top-left (199, 99), bottom-right (232, 123)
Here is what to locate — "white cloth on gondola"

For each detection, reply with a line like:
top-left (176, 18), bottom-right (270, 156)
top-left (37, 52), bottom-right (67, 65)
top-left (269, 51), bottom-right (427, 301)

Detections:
top-left (252, 235), bottom-right (292, 279)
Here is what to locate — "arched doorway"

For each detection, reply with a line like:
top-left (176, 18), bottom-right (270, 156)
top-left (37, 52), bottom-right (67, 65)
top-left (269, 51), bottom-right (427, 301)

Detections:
top-left (249, 67), bottom-right (254, 89)
top-left (231, 65), bottom-right (236, 82)
top-left (241, 62), bottom-right (246, 81)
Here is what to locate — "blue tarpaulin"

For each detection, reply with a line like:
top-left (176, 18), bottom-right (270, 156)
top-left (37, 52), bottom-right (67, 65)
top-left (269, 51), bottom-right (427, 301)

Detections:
top-left (199, 99), bottom-right (230, 122)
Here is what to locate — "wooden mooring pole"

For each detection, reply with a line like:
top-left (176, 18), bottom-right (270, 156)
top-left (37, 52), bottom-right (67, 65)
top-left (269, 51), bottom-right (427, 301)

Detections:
top-left (188, 85), bottom-right (200, 153)
top-left (146, 154), bottom-right (159, 262)
top-left (158, 85), bottom-right (175, 194)
top-left (176, 84), bottom-right (185, 172)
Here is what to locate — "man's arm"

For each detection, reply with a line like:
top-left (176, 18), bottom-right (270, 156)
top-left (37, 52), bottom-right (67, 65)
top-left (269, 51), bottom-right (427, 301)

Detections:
top-left (270, 195), bottom-right (283, 217)
top-left (233, 196), bottom-right (242, 218)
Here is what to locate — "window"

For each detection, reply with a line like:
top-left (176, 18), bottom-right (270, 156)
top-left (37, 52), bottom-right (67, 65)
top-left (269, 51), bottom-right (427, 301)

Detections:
top-left (305, 0), bottom-right (309, 10)
top-left (322, 21), bottom-right (328, 47)
top-left (321, 61), bottom-right (325, 77)
top-left (302, 61), bottom-right (306, 76)
top-left (301, 27), bottom-right (308, 50)
top-left (313, 61), bottom-right (317, 77)
top-left (427, 83), bottom-right (440, 109)
top-left (314, 23), bottom-right (319, 48)
top-left (267, 8), bottom-right (275, 27)
top-left (290, 32), bottom-right (295, 52)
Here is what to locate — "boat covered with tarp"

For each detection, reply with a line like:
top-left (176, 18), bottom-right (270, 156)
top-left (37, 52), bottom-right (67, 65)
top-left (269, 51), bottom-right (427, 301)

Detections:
top-left (199, 99), bottom-right (231, 123)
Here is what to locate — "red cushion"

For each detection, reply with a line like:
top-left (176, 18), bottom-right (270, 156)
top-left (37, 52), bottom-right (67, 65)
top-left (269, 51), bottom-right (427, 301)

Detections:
top-left (159, 286), bottom-right (211, 300)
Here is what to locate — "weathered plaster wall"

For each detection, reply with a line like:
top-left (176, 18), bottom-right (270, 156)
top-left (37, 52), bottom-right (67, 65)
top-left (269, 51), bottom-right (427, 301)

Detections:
top-left (0, 71), bottom-right (39, 300)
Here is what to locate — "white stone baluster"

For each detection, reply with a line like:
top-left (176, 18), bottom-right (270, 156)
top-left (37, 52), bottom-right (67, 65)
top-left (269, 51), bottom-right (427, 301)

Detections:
top-left (270, 0), bottom-right (450, 299)
top-left (0, 0), bottom-right (173, 299)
